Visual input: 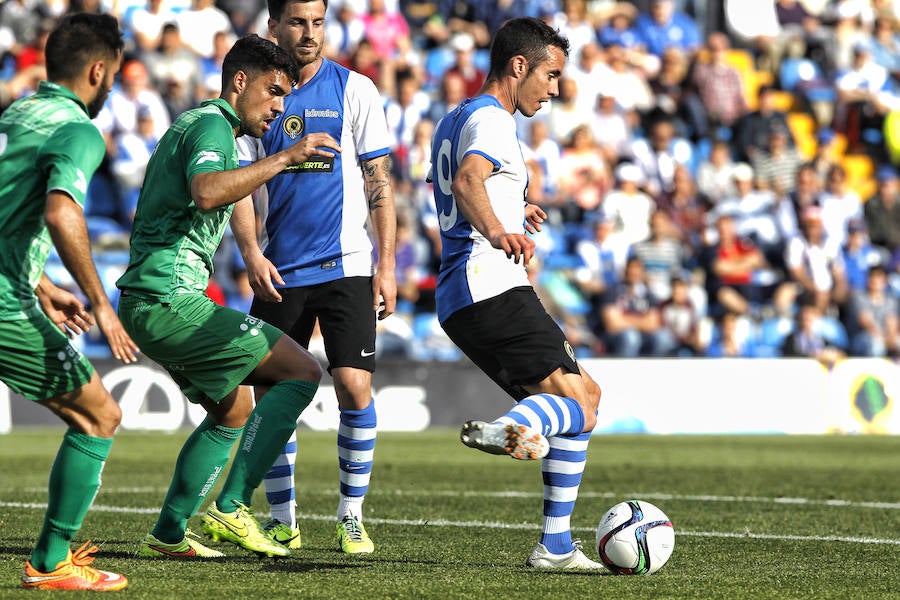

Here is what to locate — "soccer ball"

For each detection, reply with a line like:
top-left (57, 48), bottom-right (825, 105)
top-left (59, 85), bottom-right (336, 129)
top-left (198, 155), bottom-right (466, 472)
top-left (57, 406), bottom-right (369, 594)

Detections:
top-left (595, 500), bottom-right (675, 575)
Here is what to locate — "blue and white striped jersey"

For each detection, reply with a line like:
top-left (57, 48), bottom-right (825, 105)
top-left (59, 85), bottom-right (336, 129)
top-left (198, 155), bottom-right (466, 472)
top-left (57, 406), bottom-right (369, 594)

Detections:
top-left (430, 95), bottom-right (531, 323)
top-left (237, 59), bottom-right (391, 287)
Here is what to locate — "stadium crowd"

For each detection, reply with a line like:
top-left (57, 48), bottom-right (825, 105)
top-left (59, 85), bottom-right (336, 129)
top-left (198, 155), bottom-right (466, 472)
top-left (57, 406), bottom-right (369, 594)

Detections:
top-left (5, 0), bottom-right (900, 361)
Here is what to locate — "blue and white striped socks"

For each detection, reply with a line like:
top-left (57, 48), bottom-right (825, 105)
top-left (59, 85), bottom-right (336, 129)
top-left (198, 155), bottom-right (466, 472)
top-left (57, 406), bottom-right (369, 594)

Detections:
top-left (263, 431), bottom-right (298, 528)
top-left (540, 431), bottom-right (591, 554)
top-left (336, 400), bottom-right (377, 521)
top-left (495, 393), bottom-right (591, 555)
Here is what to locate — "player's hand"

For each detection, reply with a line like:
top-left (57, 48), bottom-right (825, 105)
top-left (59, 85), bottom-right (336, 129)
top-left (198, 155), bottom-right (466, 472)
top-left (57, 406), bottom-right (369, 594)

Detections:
top-left (490, 232), bottom-right (535, 265)
top-left (284, 132), bottom-right (342, 166)
top-left (373, 269), bottom-right (397, 320)
top-left (93, 303), bottom-right (139, 364)
top-left (524, 203), bottom-right (546, 234)
top-left (38, 285), bottom-right (94, 337)
top-left (246, 253), bottom-right (285, 303)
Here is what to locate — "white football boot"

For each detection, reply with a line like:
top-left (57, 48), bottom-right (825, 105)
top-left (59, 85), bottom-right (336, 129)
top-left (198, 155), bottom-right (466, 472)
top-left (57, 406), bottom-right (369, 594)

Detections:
top-left (525, 540), bottom-right (605, 570)
top-left (460, 420), bottom-right (549, 460)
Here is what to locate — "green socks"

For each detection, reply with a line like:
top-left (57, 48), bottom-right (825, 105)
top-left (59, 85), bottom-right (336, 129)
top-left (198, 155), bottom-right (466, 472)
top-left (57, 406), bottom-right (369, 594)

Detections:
top-left (216, 379), bottom-right (318, 511)
top-left (30, 430), bottom-right (113, 572)
top-left (151, 417), bottom-right (243, 544)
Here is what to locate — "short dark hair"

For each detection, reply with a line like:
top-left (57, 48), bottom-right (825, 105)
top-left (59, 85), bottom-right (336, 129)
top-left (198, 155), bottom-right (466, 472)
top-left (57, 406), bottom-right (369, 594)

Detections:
top-left (488, 17), bottom-right (569, 79)
top-left (267, 0), bottom-right (328, 22)
top-left (44, 13), bottom-right (124, 81)
top-left (222, 34), bottom-right (300, 90)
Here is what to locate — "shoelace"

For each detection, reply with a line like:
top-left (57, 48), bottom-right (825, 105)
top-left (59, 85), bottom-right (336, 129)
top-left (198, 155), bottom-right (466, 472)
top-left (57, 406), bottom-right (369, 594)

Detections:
top-left (341, 516), bottom-right (364, 542)
top-left (69, 541), bottom-right (101, 583)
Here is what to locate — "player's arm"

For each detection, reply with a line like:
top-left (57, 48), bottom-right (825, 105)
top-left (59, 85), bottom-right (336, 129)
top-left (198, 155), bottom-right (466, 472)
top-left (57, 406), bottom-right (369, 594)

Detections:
top-left (452, 153), bottom-right (535, 265)
top-left (362, 153), bottom-right (397, 319)
top-left (191, 132), bottom-right (341, 211)
top-left (230, 195), bottom-right (284, 303)
top-left (44, 192), bottom-right (139, 363)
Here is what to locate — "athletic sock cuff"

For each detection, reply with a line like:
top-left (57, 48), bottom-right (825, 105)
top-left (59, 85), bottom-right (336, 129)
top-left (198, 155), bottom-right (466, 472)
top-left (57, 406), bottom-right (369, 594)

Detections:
top-left (63, 429), bottom-right (113, 462)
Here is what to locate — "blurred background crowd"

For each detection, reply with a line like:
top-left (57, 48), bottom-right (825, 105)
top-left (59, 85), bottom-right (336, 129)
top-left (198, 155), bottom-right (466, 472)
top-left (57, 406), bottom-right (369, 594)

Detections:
top-left (7, 0), bottom-right (900, 363)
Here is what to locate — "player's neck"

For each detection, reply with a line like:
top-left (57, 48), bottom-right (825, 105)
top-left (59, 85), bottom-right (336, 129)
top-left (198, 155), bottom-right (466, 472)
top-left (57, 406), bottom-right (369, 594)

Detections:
top-left (479, 79), bottom-right (514, 114)
top-left (296, 57), bottom-right (324, 88)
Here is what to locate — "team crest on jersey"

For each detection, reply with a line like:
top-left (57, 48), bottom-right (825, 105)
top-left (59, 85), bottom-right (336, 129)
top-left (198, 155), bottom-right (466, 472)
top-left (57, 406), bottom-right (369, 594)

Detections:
top-left (564, 340), bottom-right (576, 362)
top-left (283, 115), bottom-right (304, 139)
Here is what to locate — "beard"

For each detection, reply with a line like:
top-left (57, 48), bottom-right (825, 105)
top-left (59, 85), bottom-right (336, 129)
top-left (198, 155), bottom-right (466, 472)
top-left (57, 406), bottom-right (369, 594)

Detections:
top-left (87, 88), bottom-right (110, 119)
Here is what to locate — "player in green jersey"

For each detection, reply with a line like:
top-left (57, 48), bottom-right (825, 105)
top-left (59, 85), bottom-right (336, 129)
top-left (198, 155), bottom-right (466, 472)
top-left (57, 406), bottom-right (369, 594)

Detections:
top-left (117, 34), bottom-right (341, 559)
top-left (0, 13), bottom-right (138, 592)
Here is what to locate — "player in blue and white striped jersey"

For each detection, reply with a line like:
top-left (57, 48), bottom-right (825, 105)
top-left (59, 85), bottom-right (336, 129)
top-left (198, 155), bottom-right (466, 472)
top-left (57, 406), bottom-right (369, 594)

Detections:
top-left (429, 17), bottom-right (603, 570)
top-left (233, 0), bottom-right (397, 555)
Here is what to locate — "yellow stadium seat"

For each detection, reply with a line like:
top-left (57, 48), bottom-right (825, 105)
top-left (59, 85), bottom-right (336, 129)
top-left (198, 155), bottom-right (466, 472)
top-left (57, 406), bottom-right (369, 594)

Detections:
top-left (787, 112), bottom-right (817, 159)
top-left (841, 154), bottom-right (877, 199)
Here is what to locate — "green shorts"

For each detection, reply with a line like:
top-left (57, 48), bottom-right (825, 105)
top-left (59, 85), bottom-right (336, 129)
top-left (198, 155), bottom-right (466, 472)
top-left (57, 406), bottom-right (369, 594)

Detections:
top-left (0, 310), bottom-right (94, 401)
top-left (118, 293), bottom-right (283, 404)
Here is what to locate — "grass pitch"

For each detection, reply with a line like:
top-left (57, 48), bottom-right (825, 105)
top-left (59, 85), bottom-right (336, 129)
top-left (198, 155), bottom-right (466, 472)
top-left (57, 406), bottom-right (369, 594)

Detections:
top-left (1, 429), bottom-right (898, 599)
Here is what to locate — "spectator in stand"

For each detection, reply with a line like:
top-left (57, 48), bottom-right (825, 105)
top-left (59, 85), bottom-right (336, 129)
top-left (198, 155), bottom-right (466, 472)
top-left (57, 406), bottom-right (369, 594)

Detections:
top-left (546, 75), bottom-right (585, 144)
top-left (440, 0), bottom-right (491, 49)
top-left (384, 67), bottom-right (430, 174)
top-left (111, 106), bottom-right (159, 224)
top-left (603, 162), bottom-right (655, 259)
top-left (444, 32), bottom-right (484, 98)
top-left (197, 30), bottom-right (233, 101)
top-left (649, 45), bottom-right (707, 140)
top-left (594, 42), bottom-right (654, 116)
top-left (819, 164), bottom-right (862, 248)
top-left (597, 2), bottom-right (643, 51)
top-left (752, 125), bottom-right (804, 195)
top-left (809, 128), bottom-right (840, 183)
top-left (842, 218), bottom-right (884, 292)
top-left (781, 299), bottom-right (845, 364)
top-left (864, 165), bottom-right (900, 254)
top-left (660, 275), bottom-right (705, 356)
top-left (427, 69), bottom-right (467, 123)
top-left (630, 210), bottom-right (685, 302)
top-left (831, 2), bottom-right (870, 74)
top-left (706, 311), bottom-right (756, 357)
top-left (404, 117), bottom-right (434, 212)
top-left (713, 163), bottom-right (785, 259)
top-left (591, 91), bottom-right (633, 164)
top-left (779, 162), bottom-right (823, 241)
top-left (657, 163), bottom-right (707, 255)
top-left (344, 37), bottom-right (383, 85)
top-left (600, 256), bottom-right (674, 357)
top-left (129, 0), bottom-right (178, 54)
top-left (575, 212), bottom-right (624, 304)
top-left (690, 31), bottom-right (748, 131)
top-left (785, 205), bottom-right (849, 314)
top-left (556, 124), bottom-right (610, 221)
top-left (143, 22), bottom-right (202, 119)
top-left (732, 84), bottom-right (795, 163)
top-left (324, 1), bottom-right (365, 62)
top-left (635, 0), bottom-right (701, 59)
top-left (95, 59), bottom-right (171, 148)
top-left (551, 0), bottom-right (597, 61)
top-left (361, 0), bottom-right (411, 62)
top-left (566, 41), bottom-right (606, 115)
top-left (630, 116), bottom-right (694, 199)
top-left (176, 0), bottom-right (232, 59)
top-left (847, 264), bottom-right (900, 357)
top-left (702, 213), bottom-right (778, 318)
top-left (869, 15), bottom-right (900, 75)
top-left (528, 118), bottom-right (563, 205)
top-left (696, 139), bottom-right (736, 205)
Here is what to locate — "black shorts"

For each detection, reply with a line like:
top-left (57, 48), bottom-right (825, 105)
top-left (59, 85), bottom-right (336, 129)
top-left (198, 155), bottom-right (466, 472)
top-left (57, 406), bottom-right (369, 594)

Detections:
top-left (250, 276), bottom-right (376, 372)
top-left (441, 286), bottom-right (579, 401)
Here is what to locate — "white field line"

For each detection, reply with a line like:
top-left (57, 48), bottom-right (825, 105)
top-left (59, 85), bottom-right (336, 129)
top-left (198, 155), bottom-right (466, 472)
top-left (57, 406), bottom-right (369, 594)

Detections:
top-left (22, 488), bottom-right (900, 511)
top-left (1, 501), bottom-right (899, 546)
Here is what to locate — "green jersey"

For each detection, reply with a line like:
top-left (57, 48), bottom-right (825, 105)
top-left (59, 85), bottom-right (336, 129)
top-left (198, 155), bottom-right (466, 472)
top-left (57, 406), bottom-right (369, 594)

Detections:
top-left (0, 82), bottom-right (106, 320)
top-left (116, 99), bottom-right (241, 301)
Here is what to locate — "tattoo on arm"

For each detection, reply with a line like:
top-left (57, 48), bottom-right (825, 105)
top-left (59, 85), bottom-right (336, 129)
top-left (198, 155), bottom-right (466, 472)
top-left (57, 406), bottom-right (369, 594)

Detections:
top-left (363, 155), bottom-right (393, 211)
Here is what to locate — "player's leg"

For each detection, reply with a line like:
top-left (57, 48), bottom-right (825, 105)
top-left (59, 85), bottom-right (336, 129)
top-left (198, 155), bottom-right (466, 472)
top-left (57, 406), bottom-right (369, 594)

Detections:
top-left (137, 388), bottom-right (249, 559)
top-left (2, 317), bottom-right (128, 590)
top-left (524, 365), bottom-right (602, 569)
top-left (249, 289), bottom-right (309, 537)
top-left (315, 277), bottom-right (378, 554)
top-left (205, 333), bottom-right (322, 556)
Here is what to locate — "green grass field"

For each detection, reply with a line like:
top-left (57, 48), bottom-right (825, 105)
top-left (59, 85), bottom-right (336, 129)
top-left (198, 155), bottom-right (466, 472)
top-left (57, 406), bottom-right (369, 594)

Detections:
top-left (1, 429), bottom-right (898, 599)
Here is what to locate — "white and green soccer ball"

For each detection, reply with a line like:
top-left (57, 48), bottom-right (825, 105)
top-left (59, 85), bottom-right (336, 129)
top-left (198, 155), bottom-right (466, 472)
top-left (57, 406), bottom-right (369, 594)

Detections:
top-left (595, 500), bottom-right (675, 575)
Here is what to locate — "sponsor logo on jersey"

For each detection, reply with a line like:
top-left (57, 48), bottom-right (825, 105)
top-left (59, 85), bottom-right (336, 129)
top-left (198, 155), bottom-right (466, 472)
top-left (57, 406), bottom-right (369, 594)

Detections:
top-left (284, 155), bottom-right (335, 173)
top-left (304, 108), bottom-right (339, 119)
top-left (321, 260), bottom-right (337, 270)
top-left (283, 115), bottom-right (304, 139)
top-left (195, 150), bottom-right (220, 165)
